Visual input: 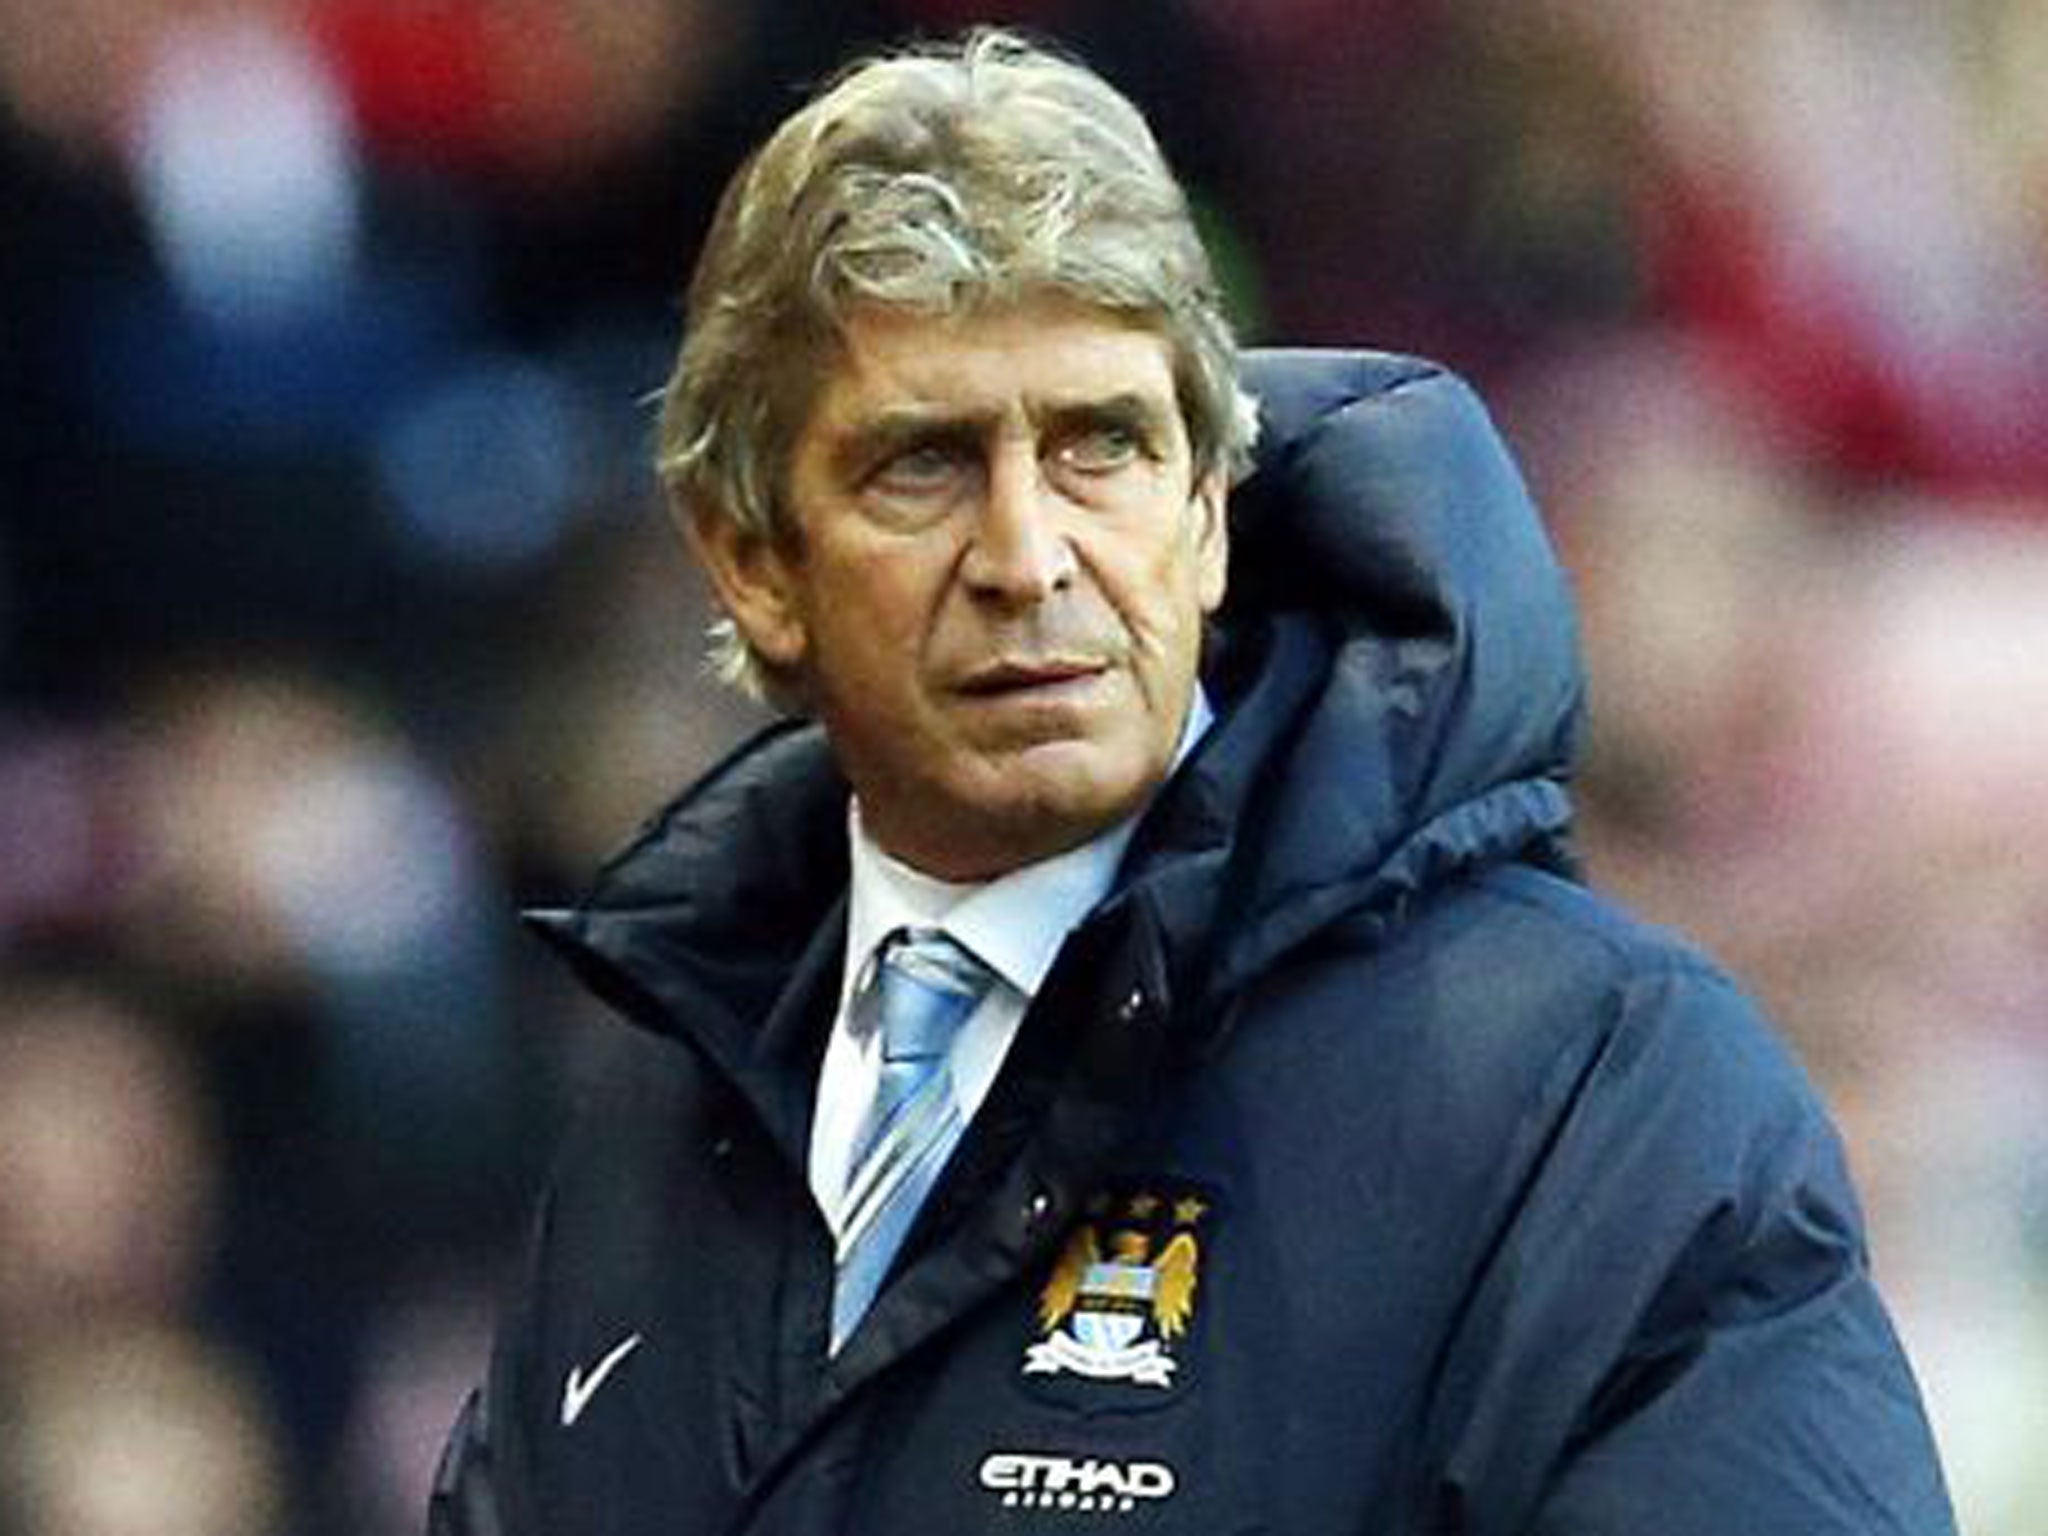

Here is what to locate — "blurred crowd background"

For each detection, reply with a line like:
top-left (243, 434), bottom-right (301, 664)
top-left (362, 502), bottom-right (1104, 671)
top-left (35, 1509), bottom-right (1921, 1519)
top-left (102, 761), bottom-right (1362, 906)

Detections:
top-left (3, 1), bottom-right (2045, 1532)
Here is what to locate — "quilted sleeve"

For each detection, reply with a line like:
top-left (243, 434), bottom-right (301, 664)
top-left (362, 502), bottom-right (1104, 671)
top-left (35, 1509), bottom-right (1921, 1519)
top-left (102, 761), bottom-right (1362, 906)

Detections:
top-left (1431, 963), bottom-right (1956, 1535)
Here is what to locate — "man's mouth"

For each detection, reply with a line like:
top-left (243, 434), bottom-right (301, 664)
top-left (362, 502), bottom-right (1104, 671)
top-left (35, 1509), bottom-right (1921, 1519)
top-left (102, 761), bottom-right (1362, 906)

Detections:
top-left (956, 658), bottom-right (1110, 697)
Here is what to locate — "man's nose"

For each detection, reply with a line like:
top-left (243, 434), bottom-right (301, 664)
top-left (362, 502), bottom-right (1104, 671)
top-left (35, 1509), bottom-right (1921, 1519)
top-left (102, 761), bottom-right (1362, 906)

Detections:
top-left (959, 450), bottom-right (1077, 605)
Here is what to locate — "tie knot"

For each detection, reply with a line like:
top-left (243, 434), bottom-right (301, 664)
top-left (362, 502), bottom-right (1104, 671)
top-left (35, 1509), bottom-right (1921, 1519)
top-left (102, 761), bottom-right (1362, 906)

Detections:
top-left (863, 927), bottom-right (993, 1063)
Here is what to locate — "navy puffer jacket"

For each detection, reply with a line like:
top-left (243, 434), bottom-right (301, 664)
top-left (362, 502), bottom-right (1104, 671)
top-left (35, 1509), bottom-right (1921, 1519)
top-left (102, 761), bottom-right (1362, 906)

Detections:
top-left (431, 353), bottom-right (1953, 1536)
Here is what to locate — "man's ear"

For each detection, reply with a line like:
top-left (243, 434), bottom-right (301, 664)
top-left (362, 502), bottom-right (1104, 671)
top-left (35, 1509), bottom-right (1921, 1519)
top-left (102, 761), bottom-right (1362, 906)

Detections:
top-left (686, 503), bottom-right (809, 671)
top-left (1192, 469), bottom-right (1230, 614)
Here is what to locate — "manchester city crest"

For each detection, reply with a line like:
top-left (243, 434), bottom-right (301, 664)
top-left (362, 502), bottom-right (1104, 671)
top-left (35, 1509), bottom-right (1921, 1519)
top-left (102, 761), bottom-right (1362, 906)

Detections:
top-left (1024, 1188), bottom-right (1210, 1389)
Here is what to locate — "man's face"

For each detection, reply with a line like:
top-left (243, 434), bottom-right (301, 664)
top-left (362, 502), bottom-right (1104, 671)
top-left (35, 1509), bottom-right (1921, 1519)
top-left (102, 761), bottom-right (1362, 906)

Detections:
top-left (701, 297), bottom-right (1228, 881)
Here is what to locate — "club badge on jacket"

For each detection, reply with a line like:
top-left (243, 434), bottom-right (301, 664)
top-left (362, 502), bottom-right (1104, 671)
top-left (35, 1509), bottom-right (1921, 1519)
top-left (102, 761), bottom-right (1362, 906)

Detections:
top-left (1025, 1187), bottom-right (1210, 1389)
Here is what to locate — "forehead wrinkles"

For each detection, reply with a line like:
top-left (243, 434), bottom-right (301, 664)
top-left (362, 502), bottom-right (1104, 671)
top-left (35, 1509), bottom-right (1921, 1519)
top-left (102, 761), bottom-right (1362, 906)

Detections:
top-left (833, 393), bottom-right (1177, 447)
top-left (815, 304), bottom-right (1183, 436)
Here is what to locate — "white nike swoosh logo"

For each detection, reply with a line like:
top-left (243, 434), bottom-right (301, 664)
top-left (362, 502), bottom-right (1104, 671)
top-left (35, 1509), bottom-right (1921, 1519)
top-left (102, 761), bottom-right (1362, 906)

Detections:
top-left (560, 1332), bottom-right (643, 1428)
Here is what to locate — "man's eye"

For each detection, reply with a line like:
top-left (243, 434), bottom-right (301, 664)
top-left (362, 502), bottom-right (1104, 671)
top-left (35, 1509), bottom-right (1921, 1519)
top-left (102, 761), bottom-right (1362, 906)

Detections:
top-left (1057, 425), bottom-right (1143, 474)
top-left (871, 443), bottom-right (965, 495)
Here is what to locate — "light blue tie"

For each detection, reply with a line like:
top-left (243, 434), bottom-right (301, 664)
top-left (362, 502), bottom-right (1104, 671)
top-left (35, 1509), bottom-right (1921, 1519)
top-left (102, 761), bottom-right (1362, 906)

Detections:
top-left (831, 926), bottom-right (994, 1351)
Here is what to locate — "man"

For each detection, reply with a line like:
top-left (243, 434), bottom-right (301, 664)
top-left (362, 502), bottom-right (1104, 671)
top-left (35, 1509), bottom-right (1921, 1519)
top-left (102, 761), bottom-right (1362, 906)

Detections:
top-left (432, 30), bottom-right (1954, 1536)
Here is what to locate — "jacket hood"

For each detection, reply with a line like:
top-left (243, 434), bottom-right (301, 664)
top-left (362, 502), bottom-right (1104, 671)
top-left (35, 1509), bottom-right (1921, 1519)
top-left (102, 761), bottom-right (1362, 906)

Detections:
top-left (530, 351), bottom-right (1583, 1066)
top-left (1125, 351), bottom-right (1583, 1007)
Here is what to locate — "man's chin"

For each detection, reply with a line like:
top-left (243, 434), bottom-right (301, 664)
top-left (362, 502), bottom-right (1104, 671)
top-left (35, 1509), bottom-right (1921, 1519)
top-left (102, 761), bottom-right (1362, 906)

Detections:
top-left (850, 725), bottom-right (1171, 878)
top-left (943, 747), bottom-right (1159, 862)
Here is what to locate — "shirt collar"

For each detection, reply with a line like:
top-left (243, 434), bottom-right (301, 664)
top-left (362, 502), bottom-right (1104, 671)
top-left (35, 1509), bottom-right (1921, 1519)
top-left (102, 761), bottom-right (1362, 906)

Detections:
top-left (842, 687), bottom-right (1213, 1009)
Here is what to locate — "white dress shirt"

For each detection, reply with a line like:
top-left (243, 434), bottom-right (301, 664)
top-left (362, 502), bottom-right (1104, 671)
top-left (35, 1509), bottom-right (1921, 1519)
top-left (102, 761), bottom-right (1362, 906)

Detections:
top-left (808, 690), bottom-right (1213, 1239)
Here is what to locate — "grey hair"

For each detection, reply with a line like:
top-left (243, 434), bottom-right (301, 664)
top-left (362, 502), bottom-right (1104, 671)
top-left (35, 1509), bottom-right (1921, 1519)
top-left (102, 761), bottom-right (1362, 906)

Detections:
top-left (656, 28), bottom-right (1258, 701)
